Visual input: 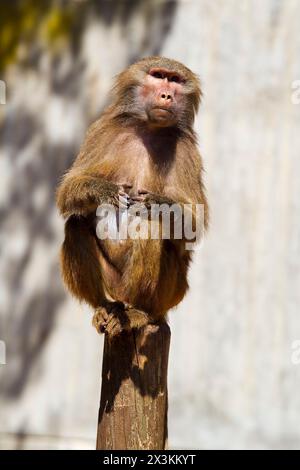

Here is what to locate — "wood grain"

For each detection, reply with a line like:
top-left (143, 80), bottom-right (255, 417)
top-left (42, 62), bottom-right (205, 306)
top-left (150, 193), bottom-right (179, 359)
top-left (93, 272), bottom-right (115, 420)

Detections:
top-left (96, 322), bottom-right (171, 450)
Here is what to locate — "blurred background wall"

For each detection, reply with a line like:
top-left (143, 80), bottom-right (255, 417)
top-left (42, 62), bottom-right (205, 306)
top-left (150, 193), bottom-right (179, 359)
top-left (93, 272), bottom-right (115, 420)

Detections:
top-left (1, 0), bottom-right (300, 449)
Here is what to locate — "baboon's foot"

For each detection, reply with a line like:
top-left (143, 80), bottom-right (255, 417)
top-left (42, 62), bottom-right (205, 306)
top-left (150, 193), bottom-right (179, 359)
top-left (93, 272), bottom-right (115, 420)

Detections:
top-left (123, 303), bottom-right (150, 330)
top-left (92, 301), bottom-right (123, 334)
top-left (93, 301), bottom-right (150, 337)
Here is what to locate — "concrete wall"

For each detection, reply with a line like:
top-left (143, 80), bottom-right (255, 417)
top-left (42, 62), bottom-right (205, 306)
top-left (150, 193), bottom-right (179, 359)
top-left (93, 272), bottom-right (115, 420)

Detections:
top-left (1, 0), bottom-right (300, 449)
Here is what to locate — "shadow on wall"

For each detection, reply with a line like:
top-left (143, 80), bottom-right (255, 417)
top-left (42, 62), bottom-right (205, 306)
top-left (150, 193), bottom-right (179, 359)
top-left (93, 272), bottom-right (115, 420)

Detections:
top-left (0, 0), bottom-right (178, 399)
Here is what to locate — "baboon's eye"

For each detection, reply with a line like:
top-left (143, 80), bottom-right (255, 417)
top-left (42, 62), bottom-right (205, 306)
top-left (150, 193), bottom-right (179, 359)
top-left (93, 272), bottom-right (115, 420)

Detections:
top-left (150, 71), bottom-right (164, 79)
top-left (169, 75), bottom-right (180, 83)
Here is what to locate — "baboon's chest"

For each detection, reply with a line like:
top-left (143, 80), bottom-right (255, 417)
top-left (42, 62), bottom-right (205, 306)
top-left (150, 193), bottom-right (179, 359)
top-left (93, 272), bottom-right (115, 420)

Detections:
top-left (107, 136), bottom-right (172, 194)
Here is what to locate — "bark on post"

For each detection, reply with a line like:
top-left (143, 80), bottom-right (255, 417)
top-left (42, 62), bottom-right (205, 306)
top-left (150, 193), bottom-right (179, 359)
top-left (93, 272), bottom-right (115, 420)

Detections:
top-left (96, 322), bottom-right (171, 450)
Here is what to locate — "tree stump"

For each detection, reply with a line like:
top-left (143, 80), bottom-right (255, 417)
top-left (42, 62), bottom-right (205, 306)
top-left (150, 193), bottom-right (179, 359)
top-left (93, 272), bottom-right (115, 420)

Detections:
top-left (96, 322), bottom-right (171, 450)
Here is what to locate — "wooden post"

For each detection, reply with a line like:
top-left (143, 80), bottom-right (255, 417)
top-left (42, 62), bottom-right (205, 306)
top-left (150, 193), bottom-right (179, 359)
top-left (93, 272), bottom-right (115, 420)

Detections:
top-left (96, 322), bottom-right (171, 450)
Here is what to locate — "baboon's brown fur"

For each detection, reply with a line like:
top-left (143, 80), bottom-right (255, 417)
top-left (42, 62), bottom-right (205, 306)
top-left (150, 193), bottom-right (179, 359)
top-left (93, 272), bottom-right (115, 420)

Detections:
top-left (56, 57), bottom-right (208, 337)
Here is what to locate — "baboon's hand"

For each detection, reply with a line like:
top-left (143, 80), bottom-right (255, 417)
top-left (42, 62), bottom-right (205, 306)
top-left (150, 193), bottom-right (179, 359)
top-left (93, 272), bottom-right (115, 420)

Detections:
top-left (131, 189), bottom-right (176, 209)
top-left (116, 182), bottom-right (133, 209)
